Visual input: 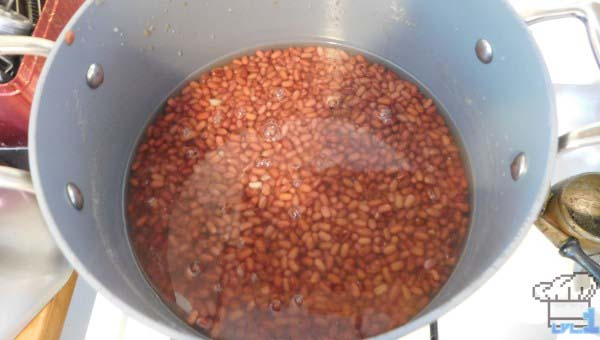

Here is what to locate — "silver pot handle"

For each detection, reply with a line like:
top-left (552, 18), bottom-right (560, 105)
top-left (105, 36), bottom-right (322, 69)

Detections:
top-left (521, 0), bottom-right (600, 69)
top-left (560, 238), bottom-right (600, 281)
top-left (0, 35), bottom-right (53, 57)
top-left (522, 0), bottom-right (600, 160)
top-left (0, 36), bottom-right (53, 190)
top-left (517, 1), bottom-right (600, 281)
top-left (0, 166), bottom-right (34, 193)
top-left (559, 122), bottom-right (600, 153)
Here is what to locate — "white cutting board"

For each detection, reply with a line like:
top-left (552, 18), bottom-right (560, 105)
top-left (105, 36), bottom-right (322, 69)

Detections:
top-left (0, 188), bottom-right (72, 339)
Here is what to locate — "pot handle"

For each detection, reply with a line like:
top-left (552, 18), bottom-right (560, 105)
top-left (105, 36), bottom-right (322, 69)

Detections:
top-left (520, 0), bottom-right (600, 69)
top-left (0, 36), bottom-right (53, 57)
top-left (560, 238), bottom-right (600, 281)
top-left (559, 121), bottom-right (600, 153)
top-left (535, 114), bottom-right (600, 280)
top-left (0, 37), bottom-right (53, 192)
top-left (0, 166), bottom-right (34, 193)
top-left (519, 1), bottom-right (600, 280)
top-left (0, 37), bottom-right (54, 188)
top-left (535, 172), bottom-right (600, 283)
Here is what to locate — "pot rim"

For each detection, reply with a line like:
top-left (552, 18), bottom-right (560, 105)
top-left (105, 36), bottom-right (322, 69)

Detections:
top-left (28, 1), bottom-right (558, 339)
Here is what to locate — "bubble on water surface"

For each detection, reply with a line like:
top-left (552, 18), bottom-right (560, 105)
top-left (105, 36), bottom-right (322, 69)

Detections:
top-left (274, 87), bottom-right (286, 101)
top-left (262, 120), bottom-right (282, 142)
top-left (236, 266), bottom-right (245, 277)
top-left (427, 189), bottom-right (437, 201)
top-left (293, 294), bottom-right (304, 306)
top-left (289, 206), bottom-right (302, 220)
top-left (187, 260), bottom-right (201, 277)
top-left (256, 159), bottom-right (272, 168)
top-left (213, 283), bottom-right (223, 294)
top-left (236, 107), bottom-right (247, 119)
top-left (185, 148), bottom-right (198, 159)
top-left (212, 111), bottom-right (223, 125)
top-left (181, 127), bottom-right (192, 139)
top-left (292, 177), bottom-right (303, 188)
top-left (378, 107), bottom-right (392, 124)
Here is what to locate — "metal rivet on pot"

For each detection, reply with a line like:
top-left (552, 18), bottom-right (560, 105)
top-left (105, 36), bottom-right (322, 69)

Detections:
top-left (86, 63), bottom-right (104, 89)
top-left (475, 39), bottom-right (493, 64)
top-left (510, 152), bottom-right (527, 181)
top-left (66, 183), bottom-right (84, 210)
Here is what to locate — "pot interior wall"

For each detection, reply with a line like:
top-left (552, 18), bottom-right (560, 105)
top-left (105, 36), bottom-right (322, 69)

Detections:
top-left (31, 0), bottom-right (555, 338)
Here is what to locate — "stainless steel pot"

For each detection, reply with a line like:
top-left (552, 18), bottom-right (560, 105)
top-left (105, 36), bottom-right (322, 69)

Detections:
top-left (0, 0), bottom-right (599, 338)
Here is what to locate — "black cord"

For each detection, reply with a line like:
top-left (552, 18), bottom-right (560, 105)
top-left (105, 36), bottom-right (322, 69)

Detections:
top-left (430, 321), bottom-right (439, 340)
